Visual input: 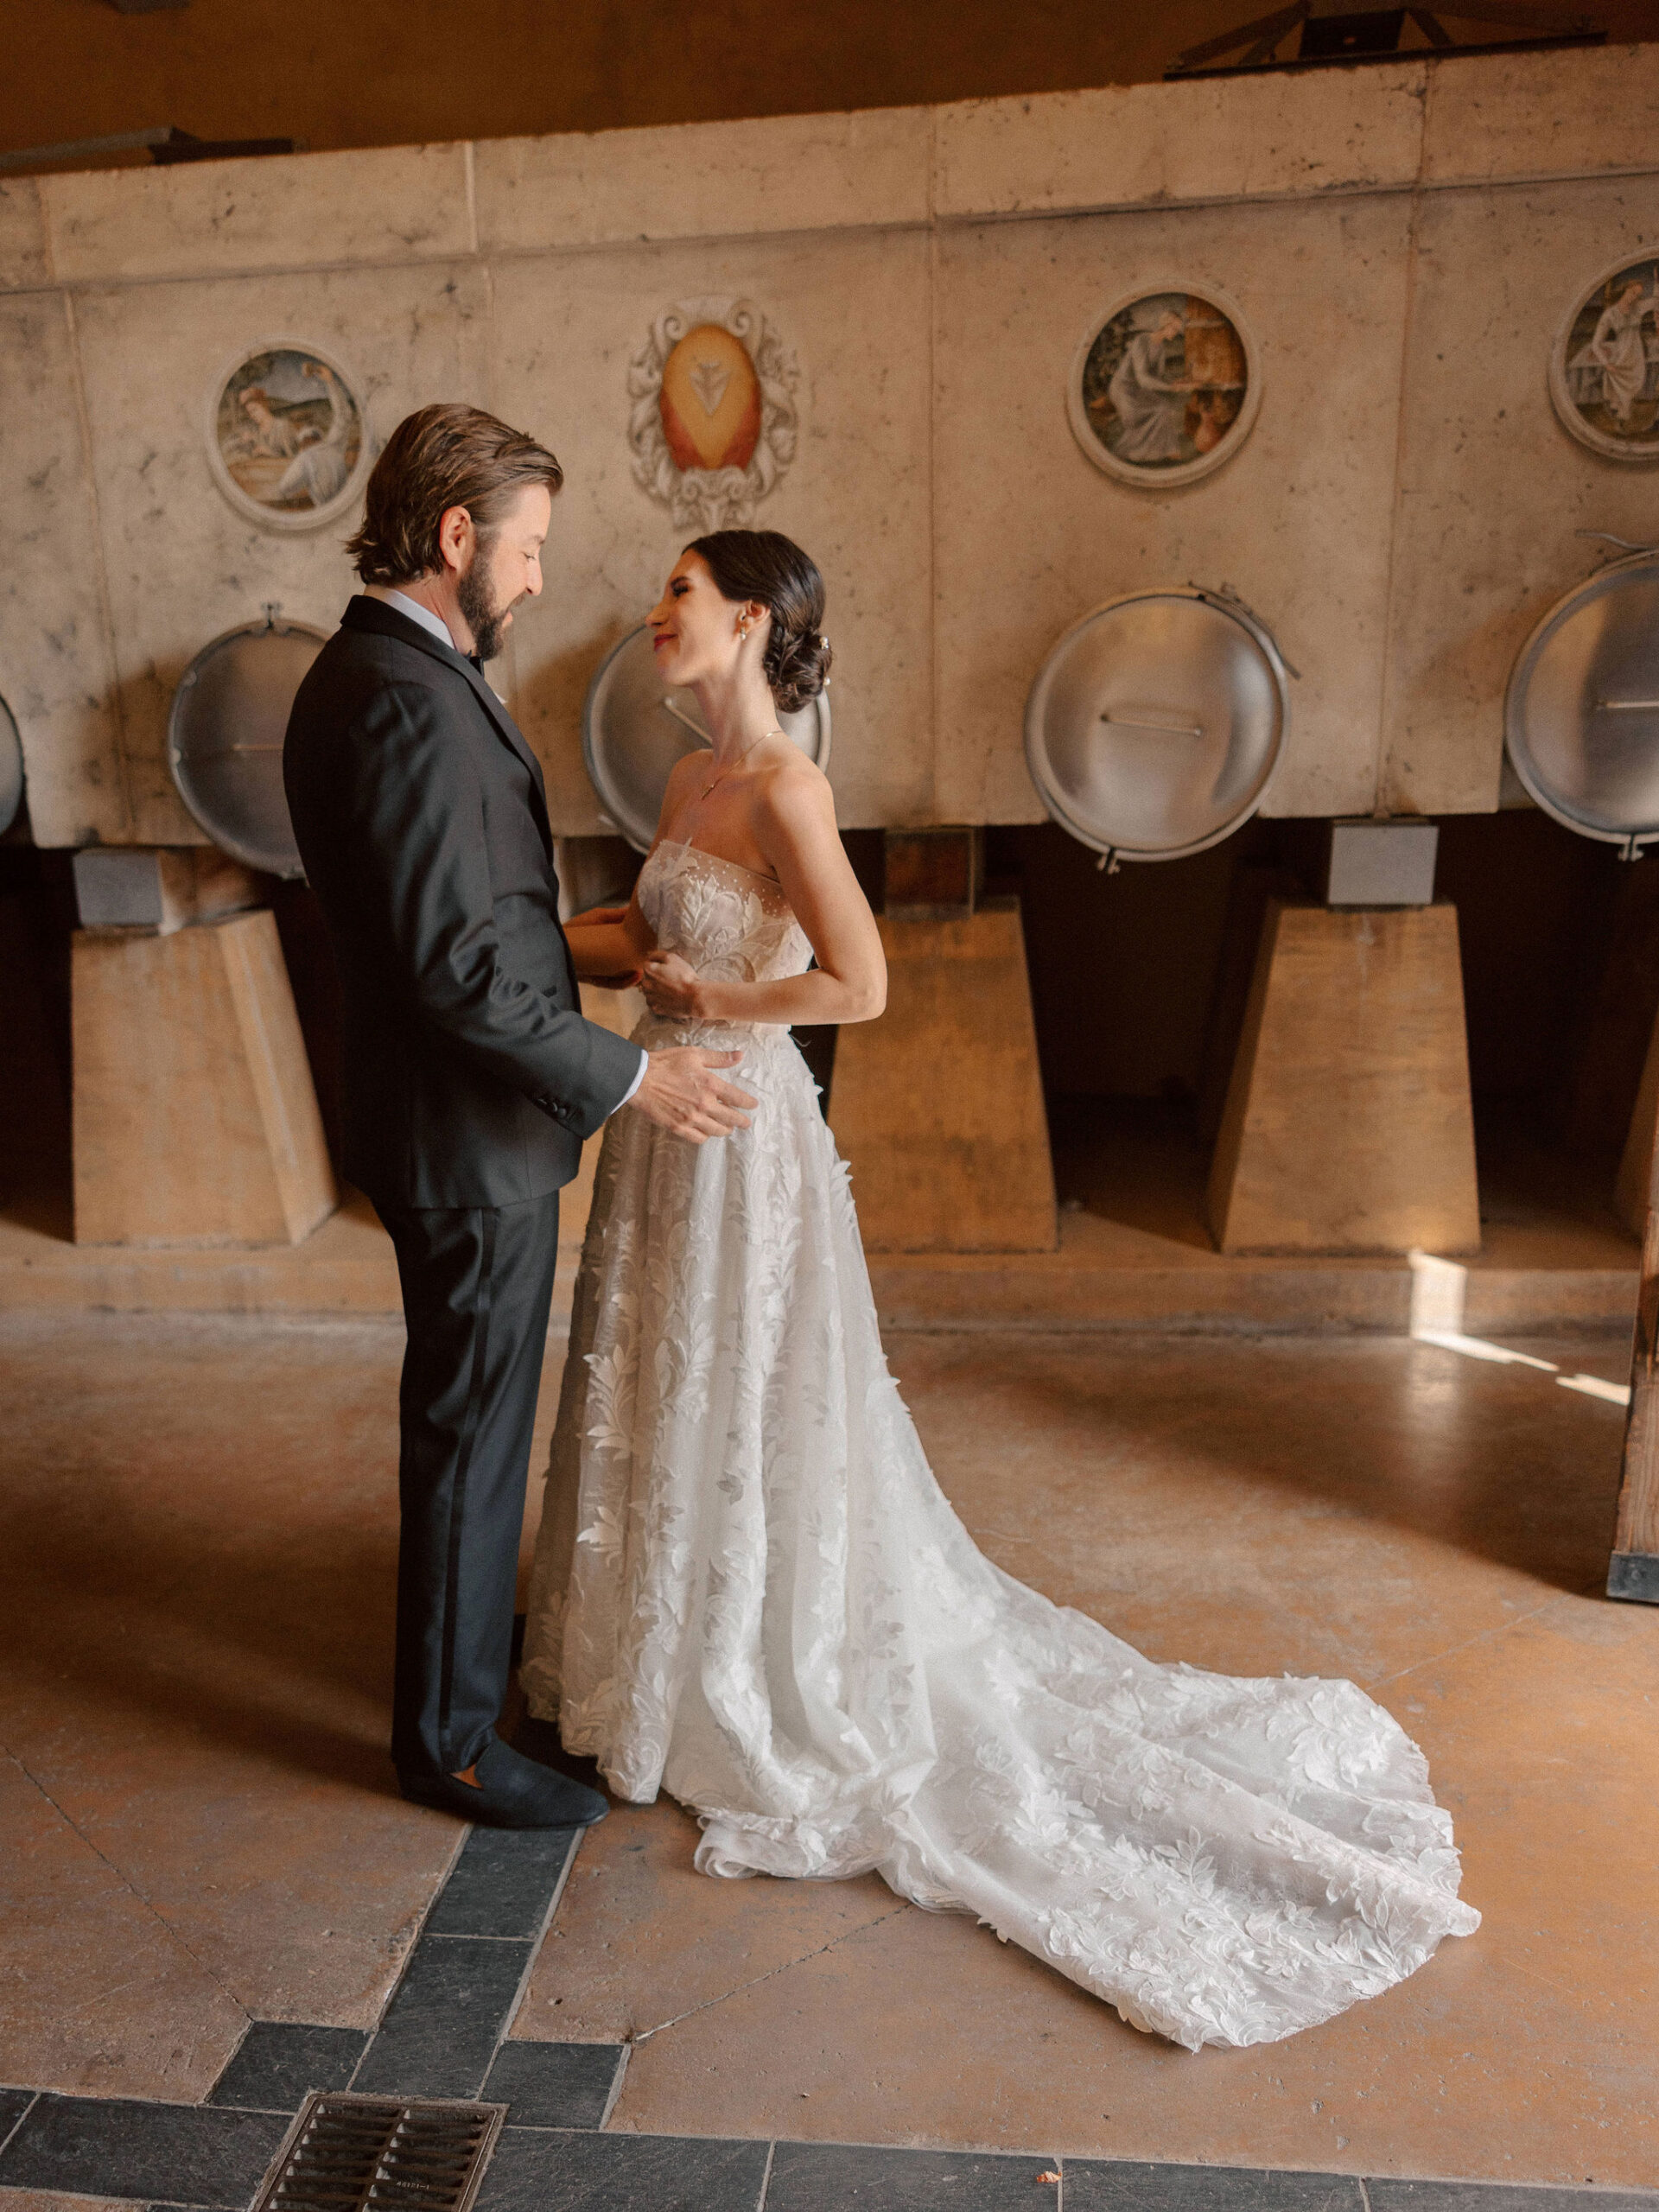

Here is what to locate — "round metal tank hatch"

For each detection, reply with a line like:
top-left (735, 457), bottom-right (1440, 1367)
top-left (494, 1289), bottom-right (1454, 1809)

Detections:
top-left (1025, 587), bottom-right (1289, 865)
top-left (168, 610), bottom-right (327, 878)
top-left (0, 694), bottom-right (23, 838)
top-left (583, 623), bottom-right (832, 853)
top-left (1506, 552), bottom-right (1659, 858)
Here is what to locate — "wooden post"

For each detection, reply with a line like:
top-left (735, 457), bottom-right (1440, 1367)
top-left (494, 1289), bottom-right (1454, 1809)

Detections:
top-left (1206, 899), bottom-right (1480, 1255)
top-left (1611, 1143), bottom-right (1659, 1602)
top-left (73, 910), bottom-right (336, 1246)
top-left (1615, 1002), bottom-right (1659, 1238)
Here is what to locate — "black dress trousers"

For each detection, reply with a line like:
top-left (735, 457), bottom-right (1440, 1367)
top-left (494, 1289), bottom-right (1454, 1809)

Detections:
top-left (380, 1190), bottom-right (561, 1781)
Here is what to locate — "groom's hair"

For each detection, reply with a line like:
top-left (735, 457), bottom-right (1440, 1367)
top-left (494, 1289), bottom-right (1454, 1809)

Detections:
top-left (346, 404), bottom-right (563, 585)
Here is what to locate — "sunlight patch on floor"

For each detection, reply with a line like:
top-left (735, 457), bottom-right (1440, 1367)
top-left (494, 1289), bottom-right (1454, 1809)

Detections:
top-left (1408, 1247), bottom-right (1630, 1401)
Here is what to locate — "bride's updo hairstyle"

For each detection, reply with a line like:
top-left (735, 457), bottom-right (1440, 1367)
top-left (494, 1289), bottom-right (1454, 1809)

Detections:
top-left (685, 529), bottom-right (832, 714)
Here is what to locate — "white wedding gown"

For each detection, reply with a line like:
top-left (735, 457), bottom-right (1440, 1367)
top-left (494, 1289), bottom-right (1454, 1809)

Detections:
top-left (522, 839), bottom-right (1478, 2051)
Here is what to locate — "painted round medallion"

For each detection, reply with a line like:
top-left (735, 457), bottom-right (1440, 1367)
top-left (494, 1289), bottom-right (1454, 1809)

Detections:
top-left (1068, 283), bottom-right (1260, 489)
top-left (207, 340), bottom-right (371, 531)
top-left (1550, 251), bottom-right (1659, 461)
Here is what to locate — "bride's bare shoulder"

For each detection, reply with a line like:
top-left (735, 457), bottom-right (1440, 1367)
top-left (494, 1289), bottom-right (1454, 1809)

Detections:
top-left (664, 748), bottom-right (713, 798)
top-left (753, 748), bottom-right (831, 821)
top-left (752, 752), bottom-right (838, 872)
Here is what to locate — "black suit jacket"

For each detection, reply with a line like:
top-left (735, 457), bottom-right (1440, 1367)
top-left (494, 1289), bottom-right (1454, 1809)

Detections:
top-left (283, 594), bottom-right (642, 1209)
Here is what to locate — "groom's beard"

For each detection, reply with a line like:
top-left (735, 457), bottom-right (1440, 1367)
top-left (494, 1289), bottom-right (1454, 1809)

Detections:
top-left (456, 541), bottom-right (517, 663)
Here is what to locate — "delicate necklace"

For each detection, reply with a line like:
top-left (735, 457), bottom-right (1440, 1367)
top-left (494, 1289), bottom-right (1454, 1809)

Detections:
top-left (699, 728), bottom-right (781, 800)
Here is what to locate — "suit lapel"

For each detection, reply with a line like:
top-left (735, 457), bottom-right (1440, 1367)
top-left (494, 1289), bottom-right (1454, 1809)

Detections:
top-left (344, 594), bottom-right (551, 836)
top-left (456, 658), bottom-right (549, 806)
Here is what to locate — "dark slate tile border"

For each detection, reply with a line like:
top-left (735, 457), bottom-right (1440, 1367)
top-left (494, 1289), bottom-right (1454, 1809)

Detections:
top-left (0, 2092), bottom-right (287, 2206)
top-left (1370, 2187), bottom-right (1659, 2210)
top-left (1065, 2162), bottom-right (1364, 2210)
top-left (0, 2088), bottom-right (32, 2153)
top-left (207, 2019), bottom-right (370, 2113)
top-left (346, 1820), bottom-right (582, 2101)
top-left (351, 1931), bottom-right (537, 2101)
top-left (0, 1815), bottom-right (584, 2199)
top-left (766, 2139), bottom-right (1058, 2208)
top-left (483, 2041), bottom-right (629, 2130)
top-left (426, 1821), bottom-right (582, 1940)
top-left (478, 2126), bottom-right (771, 2210)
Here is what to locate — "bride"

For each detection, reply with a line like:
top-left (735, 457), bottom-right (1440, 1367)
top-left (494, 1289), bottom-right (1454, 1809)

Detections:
top-left (521, 529), bottom-right (1478, 2052)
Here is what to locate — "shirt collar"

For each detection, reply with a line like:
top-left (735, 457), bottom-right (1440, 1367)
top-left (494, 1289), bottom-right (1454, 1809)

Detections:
top-left (366, 583), bottom-right (460, 653)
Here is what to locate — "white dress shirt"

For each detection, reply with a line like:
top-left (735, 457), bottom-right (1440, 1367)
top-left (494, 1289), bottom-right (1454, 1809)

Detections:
top-left (366, 585), bottom-right (648, 1115)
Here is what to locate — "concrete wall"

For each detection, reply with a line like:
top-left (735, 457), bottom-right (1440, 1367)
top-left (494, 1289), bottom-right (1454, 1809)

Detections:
top-left (3, 48), bottom-right (1659, 847)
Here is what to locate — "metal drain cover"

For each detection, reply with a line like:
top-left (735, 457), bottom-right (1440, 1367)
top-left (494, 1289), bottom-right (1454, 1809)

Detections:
top-left (251, 2092), bottom-right (505, 2212)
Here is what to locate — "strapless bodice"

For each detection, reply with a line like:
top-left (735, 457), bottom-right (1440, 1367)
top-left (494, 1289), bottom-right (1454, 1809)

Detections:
top-left (632, 839), bottom-right (812, 1054)
top-left (638, 840), bottom-right (811, 982)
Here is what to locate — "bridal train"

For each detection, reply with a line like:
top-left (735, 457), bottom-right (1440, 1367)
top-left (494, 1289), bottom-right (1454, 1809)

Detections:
top-left (522, 837), bottom-right (1478, 2052)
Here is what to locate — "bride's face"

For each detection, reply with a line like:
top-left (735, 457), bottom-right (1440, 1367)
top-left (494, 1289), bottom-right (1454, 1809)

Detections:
top-left (648, 553), bottom-right (754, 687)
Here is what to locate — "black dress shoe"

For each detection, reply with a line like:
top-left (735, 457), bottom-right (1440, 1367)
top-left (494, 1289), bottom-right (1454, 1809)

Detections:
top-left (510, 1713), bottom-right (606, 1795)
top-left (397, 1738), bottom-right (608, 1829)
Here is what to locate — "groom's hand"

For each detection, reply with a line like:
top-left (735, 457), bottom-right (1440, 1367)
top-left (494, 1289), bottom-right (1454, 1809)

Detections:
top-left (630, 1048), bottom-right (756, 1143)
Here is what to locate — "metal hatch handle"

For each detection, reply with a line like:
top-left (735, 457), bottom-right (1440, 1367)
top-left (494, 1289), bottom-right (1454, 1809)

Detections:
top-left (1100, 712), bottom-right (1205, 738)
top-left (1595, 699), bottom-right (1659, 713)
top-left (1576, 531), bottom-right (1659, 556)
top-left (661, 696), bottom-right (713, 742)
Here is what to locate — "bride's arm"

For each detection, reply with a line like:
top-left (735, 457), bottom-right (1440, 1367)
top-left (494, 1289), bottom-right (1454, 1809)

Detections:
top-left (641, 769), bottom-right (886, 1027)
top-left (565, 899), bottom-right (653, 982)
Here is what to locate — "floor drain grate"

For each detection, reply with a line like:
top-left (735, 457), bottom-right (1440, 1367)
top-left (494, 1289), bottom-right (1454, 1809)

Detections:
top-left (250, 2091), bottom-right (506, 2212)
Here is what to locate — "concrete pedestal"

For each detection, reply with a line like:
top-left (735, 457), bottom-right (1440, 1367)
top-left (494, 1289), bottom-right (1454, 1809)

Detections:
top-left (828, 900), bottom-right (1057, 1255)
top-left (1612, 1080), bottom-right (1659, 1604)
top-left (1206, 899), bottom-right (1480, 1256)
top-left (73, 910), bottom-right (337, 1247)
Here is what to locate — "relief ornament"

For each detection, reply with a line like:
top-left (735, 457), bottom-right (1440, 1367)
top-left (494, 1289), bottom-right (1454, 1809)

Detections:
top-left (628, 298), bottom-right (798, 533)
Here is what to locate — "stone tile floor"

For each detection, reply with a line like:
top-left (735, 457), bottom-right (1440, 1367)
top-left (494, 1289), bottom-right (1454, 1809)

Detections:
top-left (1, 1311), bottom-right (1656, 2206)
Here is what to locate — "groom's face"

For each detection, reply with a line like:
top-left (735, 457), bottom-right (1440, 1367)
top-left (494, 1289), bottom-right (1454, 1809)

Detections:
top-left (456, 482), bottom-right (551, 661)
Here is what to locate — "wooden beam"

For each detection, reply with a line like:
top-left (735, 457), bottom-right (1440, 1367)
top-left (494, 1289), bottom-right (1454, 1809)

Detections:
top-left (1611, 1122), bottom-right (1659, 1603)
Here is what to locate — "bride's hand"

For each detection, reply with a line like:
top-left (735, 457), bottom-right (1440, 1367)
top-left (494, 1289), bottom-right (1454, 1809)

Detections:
top-left (641, 951), bottom-right (709, 1020)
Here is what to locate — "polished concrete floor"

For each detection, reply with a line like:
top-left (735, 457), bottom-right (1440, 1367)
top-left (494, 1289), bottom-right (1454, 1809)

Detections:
top-left (1, 1310), bottom-right (1654, 2197)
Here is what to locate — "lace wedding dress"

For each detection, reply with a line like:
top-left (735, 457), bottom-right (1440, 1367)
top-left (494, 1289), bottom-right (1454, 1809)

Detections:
top-left (522, 839), bottom-right (1478, 2051)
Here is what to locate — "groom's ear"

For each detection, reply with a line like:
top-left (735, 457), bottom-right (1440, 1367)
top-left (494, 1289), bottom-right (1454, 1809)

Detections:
top-left (435, 503), bottom-right (476, 577)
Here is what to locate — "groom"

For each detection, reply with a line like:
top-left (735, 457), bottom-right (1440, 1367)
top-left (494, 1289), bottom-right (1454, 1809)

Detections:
top-left (284, 404), bottom-right (754, 1828)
